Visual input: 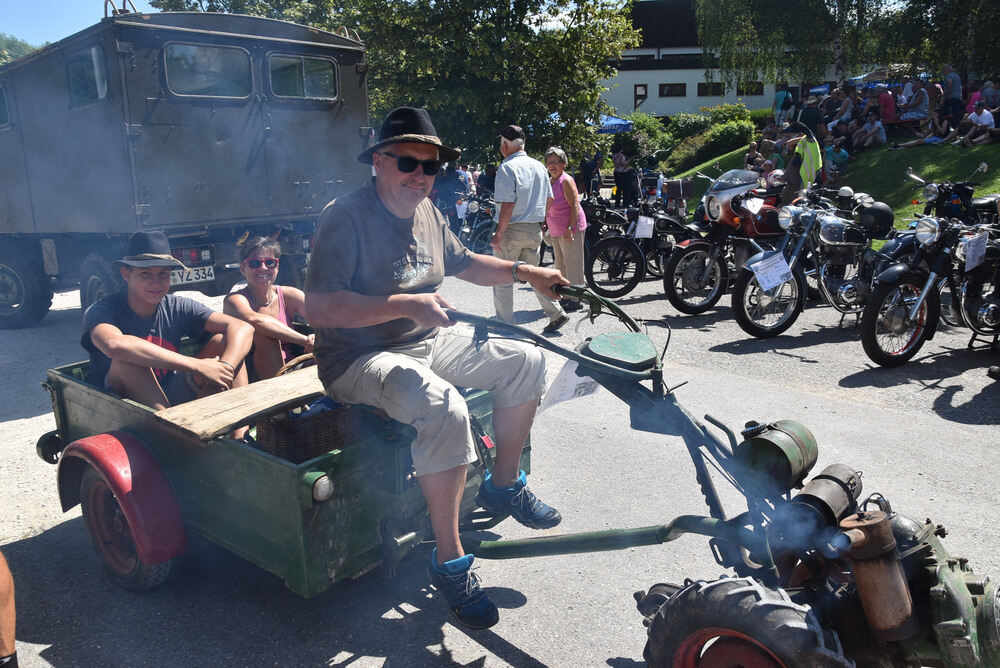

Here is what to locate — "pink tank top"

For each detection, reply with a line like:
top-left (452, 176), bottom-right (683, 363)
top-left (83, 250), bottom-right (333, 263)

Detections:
top-left (546, 172), bottom-right (587, 237)
top-left (237, 284), bottom-right (296, 361)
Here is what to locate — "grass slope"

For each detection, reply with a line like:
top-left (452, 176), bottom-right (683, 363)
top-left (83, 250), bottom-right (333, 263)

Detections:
top-left (673, 141), bottom-right (1000, 228)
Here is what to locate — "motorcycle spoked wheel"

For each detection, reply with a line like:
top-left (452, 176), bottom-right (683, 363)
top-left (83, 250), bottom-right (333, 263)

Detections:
top-left (663, 245), bottom-right (728, 315)
top-left (732, 267), bottom-right (807, 338)
top-left (585, 236), bottom-right (646, 297)
top-left (467, 227), bottom-right (494, 255)
top-left (938, 279), bottom-right (960, 327)
top-left (860, 273), bottom-right (940, 367)
top-left (643, 578), bottom-right (852, 668)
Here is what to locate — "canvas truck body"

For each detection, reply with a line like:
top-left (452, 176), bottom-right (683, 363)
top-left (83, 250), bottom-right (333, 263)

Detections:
top-left (0, 10), bottom-right (370, 328)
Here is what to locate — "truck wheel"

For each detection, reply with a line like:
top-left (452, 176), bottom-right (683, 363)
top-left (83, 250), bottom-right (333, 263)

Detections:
top-left (644, 577), bottom-right (852, 667)
top-left (79, 254), bottom-right (121, 311)
top-left (80, 466), bottom-right (172, 591)
top-left (0, 246), bottom-right (52, 329)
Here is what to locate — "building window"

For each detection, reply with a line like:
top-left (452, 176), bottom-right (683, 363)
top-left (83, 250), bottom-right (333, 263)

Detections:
top-left (697, 82), bottom-right (725, 97)
top-left (164, 43), bottom-right (252, 98)
top-left (0, 86), bottom-right (8, 126)
top-left (658, 83), bottom-right (687, 97)
top-left (737, 81), bottom-right (764, 96)
top-left (66, 45), bottom-right (108, 106)
top-left (269, 54), bottom-right (338, 100)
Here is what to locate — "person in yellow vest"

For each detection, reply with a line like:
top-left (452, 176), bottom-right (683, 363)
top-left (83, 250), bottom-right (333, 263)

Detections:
top-left (780, 122), bottom-right (824, 204)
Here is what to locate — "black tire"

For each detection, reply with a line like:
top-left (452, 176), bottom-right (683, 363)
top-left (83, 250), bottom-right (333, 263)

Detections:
top-left (663, 245), bottom-right (728, 315)
top-left (732, 266), bottom-right (807, 338)
top-left (468, 227), bottom-right (493, 255)
top-left (937, 278), bottom-right (960, 327)
top-left (0, 243), bottom-right (52, 329)
top-left (79, 253), bottom-right (121, 312)
top-left (860, 273), bottom-right (939, 367)
top-left (585, 236), bottom-right (646, 297)
top-left (80, 466), bottom-right (172, 592)
top-left (644, 577), bottom-right (852, 668)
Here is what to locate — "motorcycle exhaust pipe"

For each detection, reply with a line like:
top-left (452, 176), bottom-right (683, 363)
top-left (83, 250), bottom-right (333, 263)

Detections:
top-left (837, 510), bottom-right (919, 642)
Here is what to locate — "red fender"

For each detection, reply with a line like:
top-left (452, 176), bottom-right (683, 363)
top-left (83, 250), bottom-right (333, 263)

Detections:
top-left (675, 238), bottom-right (715, 250)
top-left (57, 431), bottom-right (186, 564)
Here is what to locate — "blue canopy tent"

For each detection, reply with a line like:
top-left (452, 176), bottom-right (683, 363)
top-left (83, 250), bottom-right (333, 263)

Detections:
top-left (809, 83), bottom-right (831, 95)
top-left (598, 114), bottom-right (634, 134)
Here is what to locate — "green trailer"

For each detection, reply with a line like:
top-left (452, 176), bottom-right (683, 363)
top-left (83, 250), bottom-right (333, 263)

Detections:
top-left (36, 360), bottom-right (525, 597)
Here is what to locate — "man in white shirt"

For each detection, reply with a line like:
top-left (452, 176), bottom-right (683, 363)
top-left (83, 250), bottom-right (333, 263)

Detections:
top-left (962, 100), bottom-right (995, 146)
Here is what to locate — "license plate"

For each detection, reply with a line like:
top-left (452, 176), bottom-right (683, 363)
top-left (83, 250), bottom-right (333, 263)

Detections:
top-left (170, 266), bottom-right (215, 286)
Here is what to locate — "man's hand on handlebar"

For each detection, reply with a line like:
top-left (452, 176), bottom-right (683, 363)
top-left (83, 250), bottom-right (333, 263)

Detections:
top-left (521, 265), bottom-right (571, 300)
top-left (401, 293), bottom-right (456, 328)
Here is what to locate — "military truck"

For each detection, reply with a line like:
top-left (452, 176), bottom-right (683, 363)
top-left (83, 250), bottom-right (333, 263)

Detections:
top-left (0, 7), bottom-right (371, 328)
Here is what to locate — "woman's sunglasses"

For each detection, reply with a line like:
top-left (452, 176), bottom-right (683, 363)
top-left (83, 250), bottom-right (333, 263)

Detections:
top-left (246, 258), bottom-right (279, 269)
top-left (381, 151), bottom-right (442, 176)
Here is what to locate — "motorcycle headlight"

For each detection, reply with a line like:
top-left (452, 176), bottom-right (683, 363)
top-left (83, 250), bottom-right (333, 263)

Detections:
top-left (915, 217), bottom-right (941, 245)
top-left (706, 196), bottom-right (721, 220)
top-left (923, 183), bottom-right (939, 203)
top-left (467, 201), bottom-right (479, 213)
top-left (778, 205), bottom-right (802, 230)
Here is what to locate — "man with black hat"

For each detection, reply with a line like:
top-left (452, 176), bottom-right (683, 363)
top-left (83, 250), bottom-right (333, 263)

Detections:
top-left (82, 231), bottom-right (254, 433)
top-left (491, 124), bottom-right (568, 333)
top-left (305, 107), bottom-right (568, 630)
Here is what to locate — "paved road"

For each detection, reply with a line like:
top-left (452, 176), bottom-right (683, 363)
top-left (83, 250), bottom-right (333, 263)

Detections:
top-left (1, 275), bottom-right (997, 667)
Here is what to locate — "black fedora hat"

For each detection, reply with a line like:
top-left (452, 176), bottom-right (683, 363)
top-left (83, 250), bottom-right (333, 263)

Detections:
top-left (114, 231), bottom-right (186, 270)
top-left (357, 107), bottom-right (461, 165)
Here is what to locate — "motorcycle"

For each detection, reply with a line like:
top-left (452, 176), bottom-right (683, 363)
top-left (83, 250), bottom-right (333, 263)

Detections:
top-left (446, 285), bottom-right (1000, 668)
top-left (732, 187), bottom-right (913, 339)
top-left (662, 169), bottom-right (784, 315)
top-left (859, 163), bottom-right (1000, 366)
top-left (584, 199), bottom-right (696, 298)
top-left (457, 191), bottom-right (497, 255)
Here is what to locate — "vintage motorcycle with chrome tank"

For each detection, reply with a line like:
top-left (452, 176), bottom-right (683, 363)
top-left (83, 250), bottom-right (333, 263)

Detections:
top-left (731, 188), bottom-right (913, 338)
top-left (661, 169), bottom-right (784, 314)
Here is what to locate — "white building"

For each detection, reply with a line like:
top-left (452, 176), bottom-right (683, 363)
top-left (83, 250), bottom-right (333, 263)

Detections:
top-left (601, 0), bottom-right (835, 119)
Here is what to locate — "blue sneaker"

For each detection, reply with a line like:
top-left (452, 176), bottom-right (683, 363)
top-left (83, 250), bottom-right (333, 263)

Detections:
top-left (476, 470), bottom-right (562, 529)
top-left (427, 549), bottom-right (499, 629)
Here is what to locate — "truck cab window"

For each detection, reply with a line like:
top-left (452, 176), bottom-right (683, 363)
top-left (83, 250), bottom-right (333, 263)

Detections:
top-left (164, 43), bottom-right (251, 98)
top-left (67, 46), bottom-right (108, 106)
top-left (269, 55), bottom-right (337, 100)
top-left (0, 86), bottom-right (8, 126)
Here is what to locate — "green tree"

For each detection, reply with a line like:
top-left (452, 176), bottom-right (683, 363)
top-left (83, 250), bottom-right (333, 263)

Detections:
top-left (693, 0), bottom-right (886, 87)
top-left (0, 33), bottom-right (39, 64)
top-left (150, 0), bottom-right (639, 164)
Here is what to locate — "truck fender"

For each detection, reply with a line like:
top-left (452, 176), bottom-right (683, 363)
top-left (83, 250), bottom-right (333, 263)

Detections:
top-left (57, 431), bottom-right (186, 564)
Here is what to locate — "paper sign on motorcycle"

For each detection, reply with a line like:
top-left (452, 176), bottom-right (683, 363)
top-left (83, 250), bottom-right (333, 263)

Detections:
top-left (750, 253), bottom-right (793, 293)
top-left (963, 232), bottom-right (987, 271)
top-left (636, 215), bottom-right (655, 239)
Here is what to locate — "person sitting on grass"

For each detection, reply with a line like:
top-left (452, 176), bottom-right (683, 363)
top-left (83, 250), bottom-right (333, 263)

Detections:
top-left (852, 111), bottom-right (887, 153)
top-left (82, 231), bottom-right (253, 438)
top-left (223, 237), bottom-right (313, 380)
top-left (888, 110), bottom-right (954, 149)
top-left (960, 100), bottom-right (995, 146)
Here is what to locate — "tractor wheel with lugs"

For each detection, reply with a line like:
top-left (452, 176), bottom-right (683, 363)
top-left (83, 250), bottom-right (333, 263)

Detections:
top-left (643, 577), bottom-right (853, 668)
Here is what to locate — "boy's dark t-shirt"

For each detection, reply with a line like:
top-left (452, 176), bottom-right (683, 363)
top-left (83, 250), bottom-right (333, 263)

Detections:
top-left (81, 292), bottom-right (214, 388)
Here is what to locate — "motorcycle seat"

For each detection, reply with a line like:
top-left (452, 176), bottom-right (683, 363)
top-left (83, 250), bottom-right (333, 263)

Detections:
top-left (972, 194), bottom-right (1000, 210)
top-left (581, 332), bottom-right (658, 372)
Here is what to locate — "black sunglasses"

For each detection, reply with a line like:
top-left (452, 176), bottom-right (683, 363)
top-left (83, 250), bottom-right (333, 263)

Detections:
top-left (381, 151), bottom-right (442, 176)
top-left (246, 258), bottom-right (278, 269)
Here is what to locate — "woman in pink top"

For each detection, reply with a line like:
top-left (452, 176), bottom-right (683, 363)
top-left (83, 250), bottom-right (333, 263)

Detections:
top-left (877, 86), bottom-right (897, 122)
top-left (544, 146), bottom-right (588, 310)
top-left (223, 237), bottom-right (313, 379)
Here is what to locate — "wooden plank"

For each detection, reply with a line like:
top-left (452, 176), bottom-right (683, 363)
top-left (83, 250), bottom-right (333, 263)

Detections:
top-left (153, 367), bottom-right (326, 442)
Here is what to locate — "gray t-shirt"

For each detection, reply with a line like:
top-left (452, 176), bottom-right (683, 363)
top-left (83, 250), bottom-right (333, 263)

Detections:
top-left (945, 71), bottom-right (963, 100)
top-left (81, 292), bottom-right (213, 388)
top-left (306, 181), bottom-right (473, 383)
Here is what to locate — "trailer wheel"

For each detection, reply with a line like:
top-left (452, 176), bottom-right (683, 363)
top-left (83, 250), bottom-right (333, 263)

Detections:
top-left (79, 254), bottom-right (121, 311)
top-left (0, 245), bottom-right (52, 329)
top-left (80, 466), bottom-right (171, 591)
top-left (644, 577), bottom-right (852, 668)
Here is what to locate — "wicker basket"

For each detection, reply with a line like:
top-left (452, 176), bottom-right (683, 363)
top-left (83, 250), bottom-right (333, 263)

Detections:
top-left (255, 403), bottom-right (361, 464)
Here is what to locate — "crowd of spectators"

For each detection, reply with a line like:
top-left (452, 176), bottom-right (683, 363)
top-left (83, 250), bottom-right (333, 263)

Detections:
top-left (750, 69), bottom-right (999, 187)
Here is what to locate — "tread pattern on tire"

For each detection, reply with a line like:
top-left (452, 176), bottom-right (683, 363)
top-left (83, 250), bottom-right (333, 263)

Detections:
top-left (644, 576), bottom-right (854, 668)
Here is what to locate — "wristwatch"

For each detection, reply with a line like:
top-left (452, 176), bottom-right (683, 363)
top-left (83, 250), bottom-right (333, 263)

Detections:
top-left (512, 260), bottom-right (527, 283)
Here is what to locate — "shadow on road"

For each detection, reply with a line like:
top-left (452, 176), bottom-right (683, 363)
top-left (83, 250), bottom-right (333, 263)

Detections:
top-left (5, 518), bottom-right (553, 668)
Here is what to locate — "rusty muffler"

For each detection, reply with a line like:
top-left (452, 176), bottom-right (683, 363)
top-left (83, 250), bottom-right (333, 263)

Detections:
top-left (839, 510), bottom-right (919, 642)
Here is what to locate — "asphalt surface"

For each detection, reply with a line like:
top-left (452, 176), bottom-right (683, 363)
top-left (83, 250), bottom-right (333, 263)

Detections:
top-left (1, 274), bottom-right (998, 667)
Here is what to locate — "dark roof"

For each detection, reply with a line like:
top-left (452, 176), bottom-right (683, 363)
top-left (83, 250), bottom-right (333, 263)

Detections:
top-left (630, 0), bottom-right (699, 49)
